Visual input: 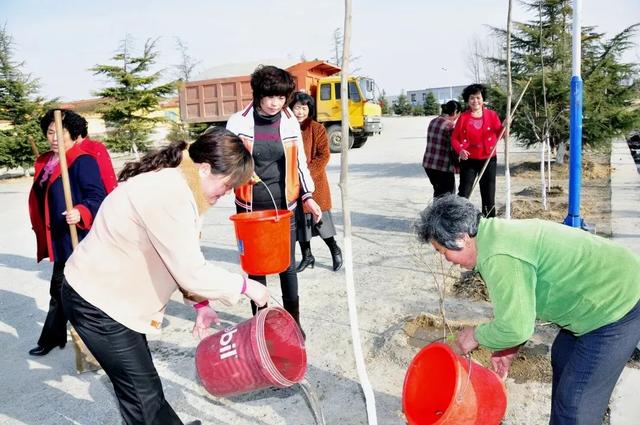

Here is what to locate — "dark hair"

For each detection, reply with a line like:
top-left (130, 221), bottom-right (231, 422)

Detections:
top-left (289, 91), bottom-right (316, 119)
top-left (441, 100), bottom-right (462, 116)
top-left (250, 65), bottom-right (296, 109)
top-left (462, 84), bottom-right (487, 103)
top-left (415, 194), bottom-right (482, 250)
top-left (118, 126), bottom-right (254, 186)
top-left (40, 109), bottom-right (89, 140)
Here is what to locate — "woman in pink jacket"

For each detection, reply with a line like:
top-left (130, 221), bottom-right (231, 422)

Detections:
top-left (451, 84), bottom-right (503, 217)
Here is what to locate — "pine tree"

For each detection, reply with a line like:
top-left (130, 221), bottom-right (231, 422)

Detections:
top-left (423, 92), bottom-right (440, 115)
top-left (379, 89), bottom-right (389, 115)
top-left (0, 25), bottom-right (51, 170)
top-left (486, 0), bottom-right (639, 149)
top-left (393, 92), bottom-right (412, 116)
top-left (92, 37), bottom-right (175, 153)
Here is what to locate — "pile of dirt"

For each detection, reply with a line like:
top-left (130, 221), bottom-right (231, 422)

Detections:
top-left (403, 314), bottom-right (552, 383)
top-left (452, 271), bottom-right (489, 302)
top-left (510, 157), bottom-right (610, 181)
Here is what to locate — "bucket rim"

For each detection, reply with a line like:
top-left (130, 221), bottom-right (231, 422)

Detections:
top-left (255, 307), bottom-right (306, 387)
top-left (229, 209), bottom-right (293, 223)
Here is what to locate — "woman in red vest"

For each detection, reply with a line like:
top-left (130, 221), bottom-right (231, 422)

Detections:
top-left (451, 84), bottom-right (503, 217)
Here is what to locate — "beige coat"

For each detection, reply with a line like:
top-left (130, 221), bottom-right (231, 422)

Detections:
top-left (64, 158), bottom-right (244, 334)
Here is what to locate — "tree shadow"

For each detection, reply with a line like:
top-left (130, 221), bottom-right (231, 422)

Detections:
top-left (0, 289), bottom-right (120, 424)
top-left (200, 245), bottom-right (241, 265)
top-left (0, 253), bottom-right (51, 281)
top-left (327, 162), bottom-right (424, 179)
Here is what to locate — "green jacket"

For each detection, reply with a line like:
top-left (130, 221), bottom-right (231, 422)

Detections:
top-left (474, 218), bottom-right (640, 350)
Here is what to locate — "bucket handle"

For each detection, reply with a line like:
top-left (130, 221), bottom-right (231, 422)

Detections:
top-left (252, 180), bottom-right (281, 222)
top-left (455, 353), bottom-right (473, 404)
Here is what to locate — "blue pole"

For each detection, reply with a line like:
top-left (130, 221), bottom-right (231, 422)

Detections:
top-left (563, 0), bottom-right (586, 229)
top-left (563, 76), bottom-right (584, 227)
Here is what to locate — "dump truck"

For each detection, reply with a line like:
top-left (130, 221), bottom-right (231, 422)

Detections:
top-left (178, 60), bottom-right (382, 152)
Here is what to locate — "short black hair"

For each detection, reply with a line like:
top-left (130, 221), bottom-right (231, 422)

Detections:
top-left (250, 65), bottom-right (296, 109)
top-left (462, 84), bottom-right (487, 103)
top-left (39, 109), bottom-right (88, 140)
top-left (441, 100), bottom-right (462, 116)
top-left (289, 91), bottom-right (315, 119)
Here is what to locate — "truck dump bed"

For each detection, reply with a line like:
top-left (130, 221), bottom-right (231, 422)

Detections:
top-left (179, 61), bottom-right (340, 124)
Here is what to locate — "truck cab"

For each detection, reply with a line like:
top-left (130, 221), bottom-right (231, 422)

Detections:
top-left (315, 75), bottom-right (382, 152)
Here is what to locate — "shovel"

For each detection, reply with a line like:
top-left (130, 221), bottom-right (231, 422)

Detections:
top-left (53, 110), bottom-right (101, 373)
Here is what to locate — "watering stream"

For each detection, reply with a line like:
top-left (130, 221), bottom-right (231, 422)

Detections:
top-left (298, 378), bottom-right (326, 425)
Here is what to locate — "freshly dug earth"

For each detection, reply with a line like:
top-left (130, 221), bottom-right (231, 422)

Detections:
top-left (404, 313), bottom-right (553, 384)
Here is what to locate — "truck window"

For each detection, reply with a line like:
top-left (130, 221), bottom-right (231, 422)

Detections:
top-left (320, 84), bottom-right (331, 100)
top-left (334, 82), bottom-right (361, 102)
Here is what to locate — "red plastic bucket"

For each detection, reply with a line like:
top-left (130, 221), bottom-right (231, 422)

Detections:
top-left (229, 209), bottom-right (292, 275)
top-left (402, 342), bottom-right (506, 425)
top-left (195, 307), bottom-right (307, 397)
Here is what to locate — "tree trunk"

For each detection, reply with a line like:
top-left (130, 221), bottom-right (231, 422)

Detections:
top-left (504, 0), bottom-right (513, 219)
top-left (339, 1), bottom-right (377, 423)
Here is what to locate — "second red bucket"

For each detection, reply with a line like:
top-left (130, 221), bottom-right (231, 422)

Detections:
top-left (229, 209), bottom-right (293, 275)
top-left (196, 307), bottom-right (307, 397)
top-left (402, 342), bottom-right (507, 425)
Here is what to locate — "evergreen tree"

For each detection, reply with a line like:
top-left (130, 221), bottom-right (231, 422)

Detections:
top-left (392, 91), bottom-right (412, 116)
top-left (0, 25), bottom-right (51, 170)
top-left (411, 105), bottom-right (424, 116)
top-left (486, 0), bottom-right (639, 149)
top-left (379, 89), bottom-right (389, 115)
top-left (92, 37), bottom-right (175, 153)
top-left (423, 92), bottom-right (440, 115)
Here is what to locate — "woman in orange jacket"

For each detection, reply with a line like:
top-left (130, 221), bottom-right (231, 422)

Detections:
top-left (290, 92), bottom-right (342, 272)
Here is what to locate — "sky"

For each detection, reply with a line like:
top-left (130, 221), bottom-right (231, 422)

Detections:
top-left (2, 0), bottom-right (640, 101)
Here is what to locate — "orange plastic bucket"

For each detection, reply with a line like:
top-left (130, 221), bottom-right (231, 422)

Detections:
top-left (195, 307), bottom-right (307, 397)
top-left (402, 342), bottom-right (506, 425)
top-left (229, 209), bottom-right (292, 275)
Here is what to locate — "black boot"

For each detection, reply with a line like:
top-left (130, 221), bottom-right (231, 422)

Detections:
top-left (296, 241), bottom-right (315, 273)
top-left (324, 237), bottom-right (343, 272)
top-left (282, 296), bottom-right (306, 340)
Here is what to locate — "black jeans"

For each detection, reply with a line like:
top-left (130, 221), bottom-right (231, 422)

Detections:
top-left (37, 261), bottom-right (68, 348)
top-left (457, 157), bottom-right (497, 217)
top-left (61, 280), bottom-right (183, 425)
top-left (424, 168), bottom-right (456, 198)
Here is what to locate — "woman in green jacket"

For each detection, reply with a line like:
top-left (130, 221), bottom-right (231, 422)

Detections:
top-left (416, 194), bottom-right (640, 425)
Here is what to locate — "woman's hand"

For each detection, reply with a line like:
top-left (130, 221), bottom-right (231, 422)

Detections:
top-left (490, 347), bottom-right (520, 380)
top-left (192, 305), bottom-right (220, 340)
top-left (62, 208), bottom-right (81, 225)
top-left (304, 198), bottom-right (322, 223)
top-left (244, 279), bottom-right (269, 307)
top-left (455, 326), bottom-right (479, 354)
top-left (459, 149), bottom-right (470, 161)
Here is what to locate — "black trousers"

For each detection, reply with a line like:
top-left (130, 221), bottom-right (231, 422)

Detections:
top-left (61, 280), bottom-right (183, 425)
top-left (37, 261), bottom-right (68, 348)
top-left (457, 157), bottom-right (497, 217)
top-left (424, 167), bottom-right (456, 198)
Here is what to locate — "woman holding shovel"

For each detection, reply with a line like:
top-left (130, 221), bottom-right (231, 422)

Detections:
top-left (27, 109), bottom-right (110, 356)
top-left (61, 127), bottom-right (269, 424)
top-left (416, 194), bottom-right (640, 425)
top-left (226, 65), bottom-right (321, 336)
top-left (451, 84), bottom-right (503, 217)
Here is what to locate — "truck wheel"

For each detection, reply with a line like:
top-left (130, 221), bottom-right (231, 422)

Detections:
top-left (352, 136), bottom-right (368, 149)
top-left (327, 125), bottom-right (354, 153)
